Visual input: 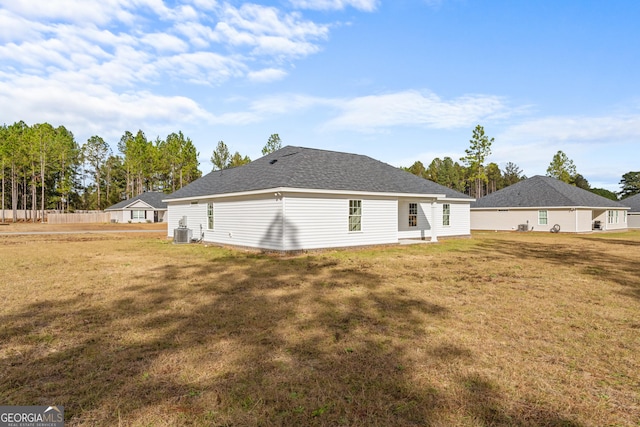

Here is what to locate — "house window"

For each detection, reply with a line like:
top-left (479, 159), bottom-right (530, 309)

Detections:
top-left (132, 210), bottom-right (145, 220)
top-left (538, 210), bottom-right (548, 225)
top-left (207, 203), bottom-right (214, 230)
top-left (409, 203), bottom-right (417, 227)
top-left (349, 200), bottom-right (362, 232)
top-left (608, 210), bottom-right (619, 224)
top-left (443, 204), bottom-right (450, 226)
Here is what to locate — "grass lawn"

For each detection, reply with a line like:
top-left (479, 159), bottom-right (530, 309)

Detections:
top-left (0, 228), bottom-right (638, 426)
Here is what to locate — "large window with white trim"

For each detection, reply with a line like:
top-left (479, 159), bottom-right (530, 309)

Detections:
top-left (538, 210), bottom-right (548, 225)
top-left (132, 210), bottom-right (145, 220)
top-left (349, 200), bottom-right (362, 232)
top-left (442, 203), bottom-right (450, 226)
top-left (207, 202), bottom-right (214, 230)
top-left (409, 203), bottom-right (417, 227)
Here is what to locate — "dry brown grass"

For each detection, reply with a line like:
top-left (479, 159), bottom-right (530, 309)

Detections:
top-left (0, 228), bottom-right (639, 426)
top-left (0, 221), bottom-right (167, 232)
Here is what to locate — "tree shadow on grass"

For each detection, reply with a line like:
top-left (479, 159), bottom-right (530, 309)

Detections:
top-left (459, 374), bottom-right (583, 427)
top-left (474, 236), bottom-right (640, 301)
top-left (0, 246), bottom-right (585, 426)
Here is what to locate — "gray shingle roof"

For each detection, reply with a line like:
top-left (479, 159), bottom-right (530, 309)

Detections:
top-left (471, 175), bottom-right (626, 209)
top-left (620, 193), bottom-right (640, 212)
top-left (165, 146), bottom-right (471, 200)
top-left (105, 191), bottom-right (168, 210)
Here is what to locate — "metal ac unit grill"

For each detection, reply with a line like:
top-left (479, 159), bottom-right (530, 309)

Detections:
top-left (174, 228), bottom-right (192, 244)
top-left (517, 224), bottom-right (529, 232)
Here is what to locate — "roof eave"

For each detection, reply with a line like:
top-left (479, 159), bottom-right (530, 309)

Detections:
top-left (471, 205), bottom-right (630, 210)
top-left (164, 187), bottom-right (462, 203)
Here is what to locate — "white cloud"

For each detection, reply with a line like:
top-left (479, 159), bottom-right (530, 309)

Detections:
top-left (248, 93), bottom-right (333, 114)
top-left (156, 51), bottom-right (246, 84)
top-left (0, 0), bottom-right (136, 26)
top-left (214, 90), bottom-right (517, 134)
top-left (247, 68), bottom-right (288, 83)
top-left (216, 3), bottom-right (329, 57)
top-left (0, 0), bottom-right (331, 90)
top-left (0, 73), bottom-right (213, 144)
top-left (290, 0), bottom-right (378, 12)
top-left (499, 115), bottom-right (640, 144)
top-left (322, 90), bottom-right (513, 132)
top-left (0, 0), bottom-right (374, 148)
top-left (141, 32), bottom-right (189, 53)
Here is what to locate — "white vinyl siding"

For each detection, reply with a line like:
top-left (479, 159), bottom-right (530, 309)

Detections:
top-left (398, 200), bottom-right (469, 240)
top-left (604, 209), bottom-right (628, 231)
top-left (283, 195), bottom-right (398, 251)
top-left (166, 201), bottom-right (207, 239)
top-left (437, 202), bottom-right (471, 238)
top-left (471, 208), bottom-right (625, 233)
top-left (207, 196), bottom-right (282, 250)
top-left (168, 193), bottom-right (471, 250)
top-left (628, 213), bottom-right (640, 229)
top-left (397, 200), bottom-right (432, 240)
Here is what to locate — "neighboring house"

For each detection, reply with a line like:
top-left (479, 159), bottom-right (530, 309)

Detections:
top-left (471, 175), bottom-right (628, 233)
top-left (620, 193), bottom-right (640, 229)
top-left (105, 191), bottom-right (168, 223)
top-left (164, 146), bottom-right (473, 252)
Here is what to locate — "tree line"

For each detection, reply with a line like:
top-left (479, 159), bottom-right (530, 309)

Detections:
top-left (0, 121), bottom-right (201, 221)
top-left (210, 133), bottom-right (282, 170)
top-left (1, 121), bottom-right (636, 222)
top-left (402, 125), bottom-right (639, 201)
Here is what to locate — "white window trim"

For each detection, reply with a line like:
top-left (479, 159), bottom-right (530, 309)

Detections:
top-left (409, 202), bottom-right (417, 227)
top-left (443, 203), bottom-right (451, 227)
top-left (207, 202), bottom-right (214, 230)
top-left (349, 200), bottom-right (362, 232)
top-left (538, 210), bottom-right (548, 225)
top-left (132, 210), bottom-right (145, 220)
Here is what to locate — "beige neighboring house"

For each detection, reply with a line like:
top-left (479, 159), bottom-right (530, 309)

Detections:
top-left (471, 175), bottom-right (629, 233)
top-left (105, 191), bottom-right (167, 223)
top-left (620, 193), bottom-right (640, 229)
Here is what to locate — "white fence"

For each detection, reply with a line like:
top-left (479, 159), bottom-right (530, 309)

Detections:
top-left (47, 213), bottom-right (111, 224)
top-left (0, 209), bottom-right (39, 221)
top-left (0, 209), bottom-right (110, 224)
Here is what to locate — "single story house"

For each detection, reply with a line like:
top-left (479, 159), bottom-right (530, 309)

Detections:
top-left (164, 146), bottom-right (473, 252)
top-left (471, 175), bottom-right (628, 233)
top-left (105, 191), bottom-right (168, 223)
top-left (620, 193), bottom-right (640, 229)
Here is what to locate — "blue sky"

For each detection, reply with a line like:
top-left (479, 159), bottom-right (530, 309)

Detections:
top-left (1, 0), bottom-right (639, 192)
